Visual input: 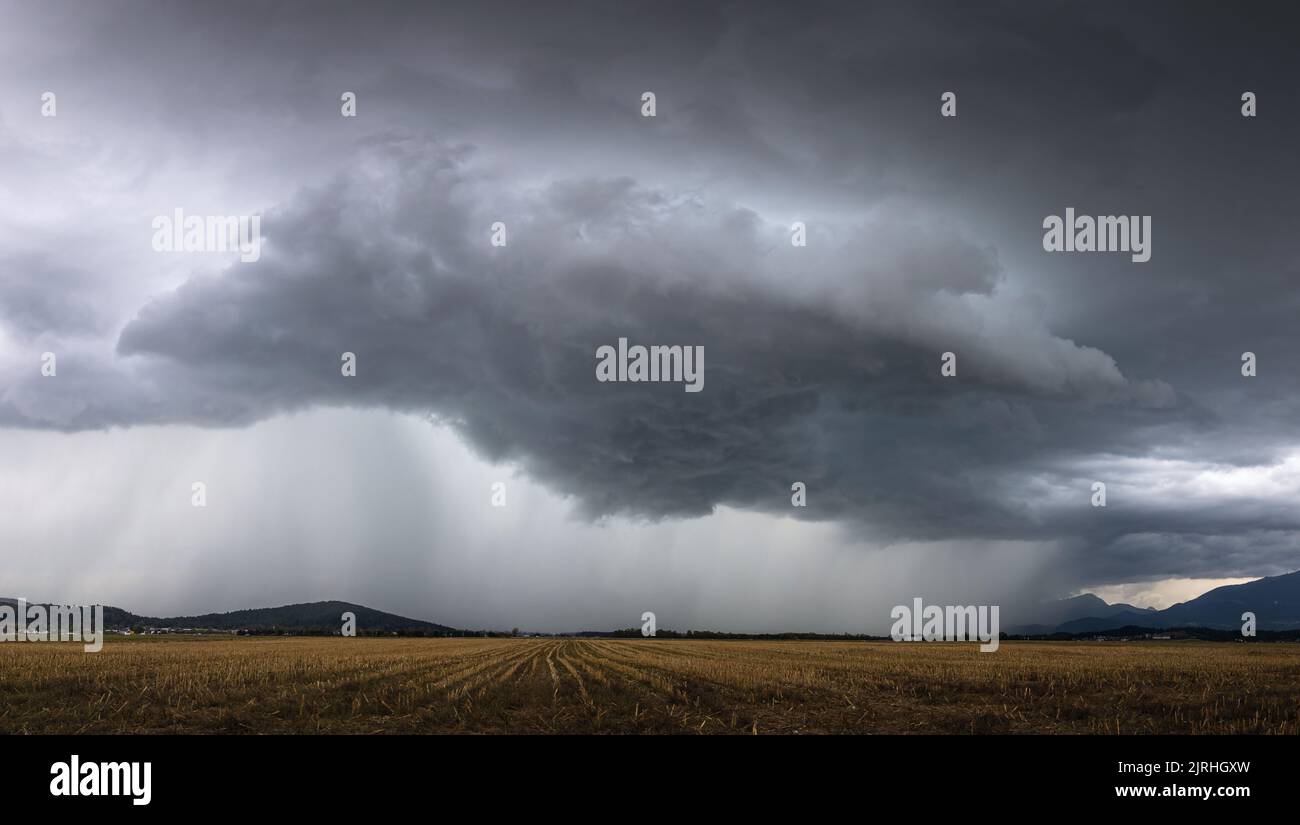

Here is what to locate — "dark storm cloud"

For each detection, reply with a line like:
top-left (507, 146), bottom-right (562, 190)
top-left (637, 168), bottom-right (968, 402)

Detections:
top-left (0, 138), bottom-right (1189, 543)
top-left (3, 0), bottom-right (1300, 589)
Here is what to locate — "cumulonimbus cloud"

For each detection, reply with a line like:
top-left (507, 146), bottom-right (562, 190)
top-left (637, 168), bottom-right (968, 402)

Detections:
top-left (0, 137), bottom-right (1187, 549)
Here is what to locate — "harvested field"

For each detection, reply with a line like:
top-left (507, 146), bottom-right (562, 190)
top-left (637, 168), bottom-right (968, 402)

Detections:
top-left (2, 636), bottom-right (1298, 734)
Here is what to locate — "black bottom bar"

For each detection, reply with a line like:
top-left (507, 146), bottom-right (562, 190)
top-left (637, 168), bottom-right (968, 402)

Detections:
top-left (9, 734), bottom-right (1282, 812)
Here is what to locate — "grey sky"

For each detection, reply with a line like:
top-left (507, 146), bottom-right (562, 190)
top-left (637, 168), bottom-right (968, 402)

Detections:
top-left (1, 1), bottom-right (1297, 631)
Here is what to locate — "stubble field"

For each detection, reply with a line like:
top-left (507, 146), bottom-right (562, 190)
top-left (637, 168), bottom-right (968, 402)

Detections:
top-left (2, 636), bottom-right (1298, 734)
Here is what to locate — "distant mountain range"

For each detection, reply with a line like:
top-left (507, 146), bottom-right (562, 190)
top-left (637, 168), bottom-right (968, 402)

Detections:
top-left (1015, 569), bottom-right (1300, 634)
top-left (0, 599), bottom-right (456, 634)
top-left (1009, 593), bottom-right (1157, 634)
top-left (8, 570), bottom-right (1300, 638)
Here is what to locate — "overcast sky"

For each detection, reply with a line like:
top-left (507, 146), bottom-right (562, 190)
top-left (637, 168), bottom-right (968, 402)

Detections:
top-left (1, 1), bottom-right (1297, 632)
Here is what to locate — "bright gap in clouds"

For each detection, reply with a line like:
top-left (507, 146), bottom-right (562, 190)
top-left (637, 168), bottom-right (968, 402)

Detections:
top-left (1088, 578), bottom-right (1258, 611)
